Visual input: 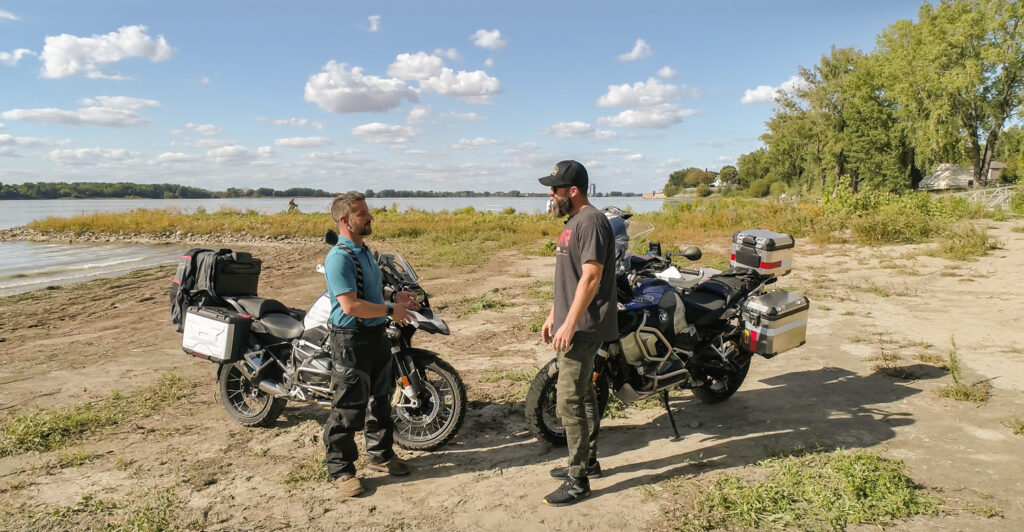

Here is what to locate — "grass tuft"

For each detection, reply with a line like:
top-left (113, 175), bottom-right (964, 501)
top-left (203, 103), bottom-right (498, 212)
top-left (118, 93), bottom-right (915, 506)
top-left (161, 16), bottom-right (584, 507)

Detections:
top-left (1005, 418), bottom-right (1024, 436)
top-left (283, 453), bottom-right (331, 488)
top-left (0, 373), bottom-right (196, 458)
top-left (935, 338), bottom-right (992, 404)
top-left (660, 449), bottom-right (941, 531)
top-left (925, 224), bottom-right (1001, 261)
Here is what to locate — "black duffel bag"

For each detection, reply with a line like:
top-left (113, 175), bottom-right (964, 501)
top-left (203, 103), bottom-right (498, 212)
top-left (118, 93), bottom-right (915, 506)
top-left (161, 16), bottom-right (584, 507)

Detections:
top-left (212, 250), bottom-right (261, 296)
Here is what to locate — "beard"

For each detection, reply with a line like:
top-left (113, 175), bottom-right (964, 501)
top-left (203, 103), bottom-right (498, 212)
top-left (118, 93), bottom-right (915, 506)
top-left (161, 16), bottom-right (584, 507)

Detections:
top-left (548, 195), bottom-right (571, 217)
top-left (349, 221), bottom-right (372, 236)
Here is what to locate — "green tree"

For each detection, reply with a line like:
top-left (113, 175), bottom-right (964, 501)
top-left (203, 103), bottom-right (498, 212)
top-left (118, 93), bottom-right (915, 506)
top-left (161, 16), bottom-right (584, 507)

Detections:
top-left (877, 0), bottom-right (1024, 185)
top-left (718, 165), bottom-right (738, 184)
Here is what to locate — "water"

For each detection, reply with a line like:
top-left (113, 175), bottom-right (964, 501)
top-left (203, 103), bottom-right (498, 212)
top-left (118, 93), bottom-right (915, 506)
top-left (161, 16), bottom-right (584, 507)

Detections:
top-left (0, 196), bottom-right (666, 297)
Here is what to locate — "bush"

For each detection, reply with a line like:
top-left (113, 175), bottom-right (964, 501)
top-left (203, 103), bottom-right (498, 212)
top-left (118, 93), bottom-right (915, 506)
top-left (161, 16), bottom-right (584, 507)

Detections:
top-left (769, 181), bottom-right (787, 197)
top-left (696, 184), bottom-right (712, 197)
top-left (748, 178), bottom-right (772, 197)
top-left (1011, 188), bottom-right (1024, 215)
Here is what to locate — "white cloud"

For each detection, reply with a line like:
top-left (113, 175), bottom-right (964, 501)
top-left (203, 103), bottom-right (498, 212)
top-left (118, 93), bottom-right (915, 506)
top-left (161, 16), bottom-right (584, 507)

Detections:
top-left (275, 136), bottom-right (333, 148)
top-left (450, 137), bottom-right (499, 150)
top-left (40, 25), bottom-right (173, 79)
top-left (598, 104), bottom-right (696, 129)
top-left (368, 15), bottom-right (381, 32)
top-left (257, 146), bottom-right (272, 156)
top-left (185, 123), bottom-right (221, 136)
top-left (205, 145), bottom-right (254, 163)
top-left (618, 38), bottom-right (652, 61)
top-left (449, 111), bottom-right (487, 122)
top-left (1, 48), bottom-right (34, 66)
top-left (352, 122), bottom-right (416, 144)
top-left (0, 146), bottom-right (19, 157)
top-left (406, 106), bottom-right (430, 124)
top-left (0, 9), bottom-right (18, 21)
top-left (0, 134), bottom-right (59, 147)
top-left (273, 117), bottom-right (324, 130)
top-left (151, 152), bottom-right (196, 164)
top-left (2, 96), bottom-right (160, 127)
top-left (305, 61), bottom-right (418, 113)
top-left (49, 147), bottom-right (140, 165)
top-left (484, 58), bottom-right (494, 68)
top-left (657, 66), bottom-right (677, 79)
top-left (740, 75), bottom-right (808, 105)
top-left (419, 68), bottom-right (501, 103)
top-left (192, 138), bottom-right (236, 148)
top-left (598, 77), bottom-right (685, 107)
top-left (540, 121), bottom-right (593, 138)
top-left (624, 153), bottom-right (645, 162)
top-left (0, 122), bottom-right (4, 129)
top-left (434, 48), bottom-right (459, 60)
top-left (471, 29), bottom-right (506, 50)
top-left (594, 129), bottom-right (618, 140)
top-left (504, 142), bottom-right (538, 156)
top-left (200, 76), bottom-right (210, 84)
top-left (387, 51), bottom-right (445, 81)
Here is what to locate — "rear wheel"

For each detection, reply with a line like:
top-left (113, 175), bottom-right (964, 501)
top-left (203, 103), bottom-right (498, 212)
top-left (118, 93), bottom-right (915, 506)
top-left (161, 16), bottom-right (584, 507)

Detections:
top-left (524, 358), bottom-right (610, 447)
top-left (216, 362), bottom-right (287, 427)
top-left (690, 338), bottom-right (751, 404)
top-left (392, 357), bottom-right (467, 451)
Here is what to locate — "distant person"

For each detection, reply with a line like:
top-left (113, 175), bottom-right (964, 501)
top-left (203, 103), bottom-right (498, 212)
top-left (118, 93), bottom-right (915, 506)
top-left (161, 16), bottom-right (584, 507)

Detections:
top-left (287, 197), bottom-right (298, 213)
top-left (322, 192), bottom-right (420, 497)
top-left (538, 160), bottom-right (617, 506)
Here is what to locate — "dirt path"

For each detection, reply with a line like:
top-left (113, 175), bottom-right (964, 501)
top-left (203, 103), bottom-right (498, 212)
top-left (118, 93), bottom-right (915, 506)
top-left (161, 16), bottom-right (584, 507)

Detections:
top-left (2, 223), bottom-right (1023, 530)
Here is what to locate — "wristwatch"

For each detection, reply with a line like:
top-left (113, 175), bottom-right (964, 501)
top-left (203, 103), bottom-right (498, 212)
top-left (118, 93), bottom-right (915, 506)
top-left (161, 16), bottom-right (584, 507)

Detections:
top-left (385, 302), bottom-right (395, 316)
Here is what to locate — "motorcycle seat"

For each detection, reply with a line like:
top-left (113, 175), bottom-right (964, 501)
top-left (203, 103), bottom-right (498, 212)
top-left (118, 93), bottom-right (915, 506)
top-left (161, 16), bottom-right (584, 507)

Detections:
top-left (259, 313), bottom-right (305, 340)
top-left (235, 297), bottom-right (289, 318)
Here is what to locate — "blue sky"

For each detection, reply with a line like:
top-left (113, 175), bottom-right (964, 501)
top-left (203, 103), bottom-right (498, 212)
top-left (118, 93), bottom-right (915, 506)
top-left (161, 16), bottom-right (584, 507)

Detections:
top-left (0, 1), bottom-right (923, 194)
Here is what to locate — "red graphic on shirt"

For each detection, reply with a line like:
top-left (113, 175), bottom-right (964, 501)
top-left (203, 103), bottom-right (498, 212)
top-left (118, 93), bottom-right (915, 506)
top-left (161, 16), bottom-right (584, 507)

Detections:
top-left (556, 228), bottom-right (572, 255)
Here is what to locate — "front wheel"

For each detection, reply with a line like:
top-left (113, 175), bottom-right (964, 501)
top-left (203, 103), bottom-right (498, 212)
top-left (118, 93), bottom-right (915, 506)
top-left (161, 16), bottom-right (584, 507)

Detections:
top-left (216, 362), bottom-right (287, 427)
top-left (524, 358), bottom-right (610, 447)
top-left (392, 357), bottom-right (467, 451)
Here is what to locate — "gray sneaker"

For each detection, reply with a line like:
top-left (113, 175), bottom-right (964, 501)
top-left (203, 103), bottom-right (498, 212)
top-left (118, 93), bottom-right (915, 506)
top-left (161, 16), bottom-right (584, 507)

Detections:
top-left (543, 475), bottom-right (591, 506)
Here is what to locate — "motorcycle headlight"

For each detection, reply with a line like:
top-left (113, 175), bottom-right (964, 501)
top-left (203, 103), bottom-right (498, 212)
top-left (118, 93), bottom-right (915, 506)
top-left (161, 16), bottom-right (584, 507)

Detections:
top-left (411, 287), bottom-right (426, 303)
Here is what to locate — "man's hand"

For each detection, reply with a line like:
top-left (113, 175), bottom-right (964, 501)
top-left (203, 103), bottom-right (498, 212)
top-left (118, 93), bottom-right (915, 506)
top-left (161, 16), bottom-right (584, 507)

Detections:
top-left (394, 290), bottom-right (421, 310)
top-left (392, 303), bottom-right (413, 326)
top-left (551, 323), bottom-right (574, 354)
top-left (541, 313), bottom-right (554, 344)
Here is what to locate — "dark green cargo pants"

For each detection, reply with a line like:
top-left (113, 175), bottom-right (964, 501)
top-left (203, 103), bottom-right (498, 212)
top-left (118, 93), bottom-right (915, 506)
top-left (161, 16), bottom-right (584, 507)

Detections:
top-left (556, 340), bottom-right (602, 478)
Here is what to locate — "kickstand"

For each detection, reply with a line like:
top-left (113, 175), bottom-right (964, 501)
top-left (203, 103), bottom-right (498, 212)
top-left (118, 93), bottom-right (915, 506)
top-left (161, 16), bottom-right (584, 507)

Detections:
top-left (661, 390), bottom-right (682, 441)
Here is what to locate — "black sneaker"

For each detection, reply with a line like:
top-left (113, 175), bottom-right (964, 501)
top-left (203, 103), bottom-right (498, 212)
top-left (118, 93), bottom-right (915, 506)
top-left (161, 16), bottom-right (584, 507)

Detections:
top-left (543, 475), bottom-right (591, 506)
top-left (549, 460), bottom-right (602, 479)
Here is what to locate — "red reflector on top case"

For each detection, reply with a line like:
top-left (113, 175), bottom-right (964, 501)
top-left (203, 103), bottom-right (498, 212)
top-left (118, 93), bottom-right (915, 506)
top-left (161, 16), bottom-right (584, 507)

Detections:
top-left (749, 330), bottom-right (758, 350)
top-left (730, 253), bottom-right (736, 260)
top-left (760, 260), bottom-right (782, 269)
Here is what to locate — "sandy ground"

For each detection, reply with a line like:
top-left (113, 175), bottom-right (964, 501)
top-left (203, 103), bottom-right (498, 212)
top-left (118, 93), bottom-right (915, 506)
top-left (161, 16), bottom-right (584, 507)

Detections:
top-left (1, 221), bottom-right (1023, 530)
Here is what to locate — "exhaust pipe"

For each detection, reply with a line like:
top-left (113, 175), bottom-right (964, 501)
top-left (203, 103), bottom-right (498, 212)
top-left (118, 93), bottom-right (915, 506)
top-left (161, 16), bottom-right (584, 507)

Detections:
top-left (258, 379), bottom-right (288, 397)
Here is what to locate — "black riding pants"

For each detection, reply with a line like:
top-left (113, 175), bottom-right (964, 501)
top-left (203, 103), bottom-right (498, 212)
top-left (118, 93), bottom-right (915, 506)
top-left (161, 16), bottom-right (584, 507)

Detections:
top-left (323, 324), bottom-right (396, 479)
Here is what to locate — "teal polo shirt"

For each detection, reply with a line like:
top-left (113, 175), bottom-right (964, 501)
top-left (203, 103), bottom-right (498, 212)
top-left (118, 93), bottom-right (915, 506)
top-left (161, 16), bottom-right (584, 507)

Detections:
top-left (323, 236), bottom-right (386, 328)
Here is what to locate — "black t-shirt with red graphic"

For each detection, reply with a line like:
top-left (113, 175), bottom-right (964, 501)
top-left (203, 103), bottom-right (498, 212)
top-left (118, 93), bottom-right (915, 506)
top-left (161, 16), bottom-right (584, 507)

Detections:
top-left (553, 205), bottom-right (617, 343)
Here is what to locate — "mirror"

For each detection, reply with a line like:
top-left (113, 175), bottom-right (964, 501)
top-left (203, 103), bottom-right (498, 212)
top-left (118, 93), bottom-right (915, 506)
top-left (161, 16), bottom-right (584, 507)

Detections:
top-left (682, 246), bottom-right (702, 261)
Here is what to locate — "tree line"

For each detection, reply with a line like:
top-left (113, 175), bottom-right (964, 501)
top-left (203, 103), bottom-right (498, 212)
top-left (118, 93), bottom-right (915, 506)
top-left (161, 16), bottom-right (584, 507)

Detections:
top-left (665, 0), bottom-right (1024, 197)
top-left (0, 181), bottom-right (641, 200)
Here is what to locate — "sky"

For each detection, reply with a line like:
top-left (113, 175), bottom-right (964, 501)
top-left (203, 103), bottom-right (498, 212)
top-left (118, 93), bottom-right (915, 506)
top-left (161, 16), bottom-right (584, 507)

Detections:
top-left (0, 1), bottom-right (925, 194)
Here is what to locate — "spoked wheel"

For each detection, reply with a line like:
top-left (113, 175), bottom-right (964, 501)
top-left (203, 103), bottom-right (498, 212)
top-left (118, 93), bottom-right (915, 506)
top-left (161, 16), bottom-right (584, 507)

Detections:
top-left (524, 358), bottom-right (610, 447)
top-left (690, 338), bottom-right (751, 404)
top-left (216, 362), bottom-right (287, 427)
top-left (392, 358), bottom-right (467, 451)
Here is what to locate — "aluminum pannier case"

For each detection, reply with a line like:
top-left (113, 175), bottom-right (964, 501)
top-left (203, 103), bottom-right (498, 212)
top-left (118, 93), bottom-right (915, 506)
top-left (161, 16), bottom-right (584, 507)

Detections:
top-left (742, 290), bottom-right (809, 358)
top-left (182, 306), bottom-right (251, 362)
top-left (730, 229), bottom-right (794, 277)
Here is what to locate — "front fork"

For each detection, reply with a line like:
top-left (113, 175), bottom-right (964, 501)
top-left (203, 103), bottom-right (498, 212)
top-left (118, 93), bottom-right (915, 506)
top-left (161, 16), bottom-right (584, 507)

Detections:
top-left (388, 324), bottom-right (425, 409)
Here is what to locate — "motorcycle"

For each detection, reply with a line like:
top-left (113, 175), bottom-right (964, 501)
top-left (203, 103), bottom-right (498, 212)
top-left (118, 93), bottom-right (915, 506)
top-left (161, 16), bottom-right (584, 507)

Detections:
top-left (525, 217), bottom-right (809, 445)
top-left (182, 233), bottom-right (467, 451)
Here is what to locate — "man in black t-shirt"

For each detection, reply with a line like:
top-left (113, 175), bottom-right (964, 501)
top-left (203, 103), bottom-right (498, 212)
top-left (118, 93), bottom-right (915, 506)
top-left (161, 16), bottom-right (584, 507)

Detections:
top-left (538, 160), bottom-right (616, 506)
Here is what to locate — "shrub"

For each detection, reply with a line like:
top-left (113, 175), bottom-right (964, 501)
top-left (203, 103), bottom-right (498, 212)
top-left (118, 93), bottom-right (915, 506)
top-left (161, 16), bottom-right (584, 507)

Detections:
top-left (696, 184), bottom-right (712, 197)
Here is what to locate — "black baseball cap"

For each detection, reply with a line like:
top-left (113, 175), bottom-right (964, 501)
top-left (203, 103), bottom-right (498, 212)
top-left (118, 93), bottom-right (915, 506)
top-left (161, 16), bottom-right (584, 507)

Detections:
top-left (539, 160), bottom-right (588, 189)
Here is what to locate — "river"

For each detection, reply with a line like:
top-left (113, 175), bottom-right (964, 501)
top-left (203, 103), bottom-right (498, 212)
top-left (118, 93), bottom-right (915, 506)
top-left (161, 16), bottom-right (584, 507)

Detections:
top-left (0, 196), bottom-right (666, 297)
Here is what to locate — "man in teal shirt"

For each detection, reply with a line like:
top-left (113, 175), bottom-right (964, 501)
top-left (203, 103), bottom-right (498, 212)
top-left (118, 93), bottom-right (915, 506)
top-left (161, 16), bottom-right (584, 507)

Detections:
top-left (323, 192), bottom-right (418, 497)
